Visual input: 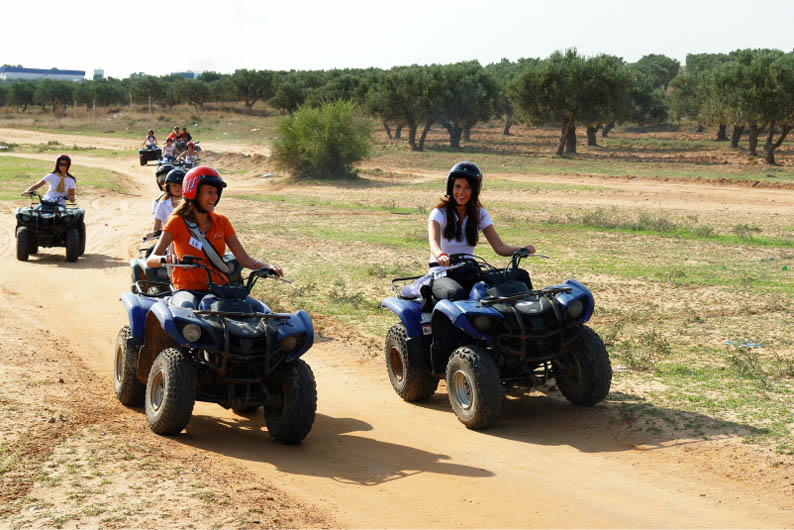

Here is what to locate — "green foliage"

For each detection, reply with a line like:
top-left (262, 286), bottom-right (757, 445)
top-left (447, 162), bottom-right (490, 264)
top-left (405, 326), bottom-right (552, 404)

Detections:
top-left (633, 54), bottom-right (680, 89)
top-left (272, 100), bottom-right (372, 178)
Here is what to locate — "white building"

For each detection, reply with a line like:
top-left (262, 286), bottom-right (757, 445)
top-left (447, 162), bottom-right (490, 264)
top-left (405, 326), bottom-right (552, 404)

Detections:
top-left (0, 67), bottom-right (85, 82)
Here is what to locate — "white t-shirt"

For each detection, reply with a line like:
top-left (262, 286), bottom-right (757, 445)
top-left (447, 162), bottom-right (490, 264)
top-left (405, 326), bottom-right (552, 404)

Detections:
top-left (428, 206), bottom-right (493, 263)
top-left (163, 144), bottom-right (176, 157)
top-left (145, 135), bottom-right (157, 148)
top-left (153, 197), bottom-right (176, 225)
top-left (41, 173), bottom-right (76, 204)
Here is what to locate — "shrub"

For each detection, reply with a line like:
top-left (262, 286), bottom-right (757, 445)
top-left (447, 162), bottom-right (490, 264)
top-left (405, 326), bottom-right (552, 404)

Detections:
top-left (272, 100), bottom-right (371, 178)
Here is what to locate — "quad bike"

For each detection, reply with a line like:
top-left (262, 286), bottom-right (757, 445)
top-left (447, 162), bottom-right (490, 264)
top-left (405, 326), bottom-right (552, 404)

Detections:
top-left (382, 249), bottom-right (612, 429)
top-left (139, 144), bottom-right (162, 166)
top-left (116, 256), bottom-right (317, 443)
top-left (129, 230), bottom-right (243, 295)
top-left (15, 191), bottom-right (86, 262)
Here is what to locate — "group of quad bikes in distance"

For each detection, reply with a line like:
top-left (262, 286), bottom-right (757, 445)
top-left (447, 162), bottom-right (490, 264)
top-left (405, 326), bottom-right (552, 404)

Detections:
top-left (14, 139), bottom-right (613, 444)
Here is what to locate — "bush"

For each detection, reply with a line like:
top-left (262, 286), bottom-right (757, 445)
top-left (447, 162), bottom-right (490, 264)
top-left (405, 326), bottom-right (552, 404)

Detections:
top-left (272, 100), bottom-right (371, 178)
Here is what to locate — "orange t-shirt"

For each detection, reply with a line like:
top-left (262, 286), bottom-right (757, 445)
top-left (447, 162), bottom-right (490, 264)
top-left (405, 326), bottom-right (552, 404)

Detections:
top-left (167, 132), bottom-right (177, 141)
top-left (164, 212), bottom-right (236, 291)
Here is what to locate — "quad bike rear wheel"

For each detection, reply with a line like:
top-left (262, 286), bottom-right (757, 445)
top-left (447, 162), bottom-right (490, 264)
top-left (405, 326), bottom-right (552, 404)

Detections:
top-left (16, 227), bottom-right (30, 261)
top-left (264, 359), bottom-right (317, 444)
top-left (65, 227), bottom-right (79, 262)
top-left (554, 326), bottom-right (612, 406)
top-left (385, 324), bottom-right (438, 401)
top-left (145, 347), bottom-right (196, 435)
top-left (446, 345), bottom-right (503, 430)
top-left (113, 325), bottom-right (145, 405)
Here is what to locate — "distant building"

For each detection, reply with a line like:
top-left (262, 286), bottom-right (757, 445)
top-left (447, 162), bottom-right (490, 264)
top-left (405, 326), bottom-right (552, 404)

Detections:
top-left (93, 69), bottom-right (104, 80)
top-left (0, 67), bottom-right (85, 82)
top-left (172, 71), bottom-right (199, 79)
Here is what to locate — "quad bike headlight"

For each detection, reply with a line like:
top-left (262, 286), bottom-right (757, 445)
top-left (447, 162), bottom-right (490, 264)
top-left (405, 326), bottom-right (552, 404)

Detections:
top-left (181, 323), bottom-right (202, 343)
top-left (566, 300), bottom-right (584, 319)
top-left (279, 334), bottom-right (302, 353)
top-left (20, 214), bottom-right (31, 223)
top-left (471, 315), bottom-right (492, 333)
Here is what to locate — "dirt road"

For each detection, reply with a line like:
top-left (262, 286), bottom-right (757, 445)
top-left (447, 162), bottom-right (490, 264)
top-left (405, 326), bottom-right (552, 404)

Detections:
top-left (1, 130), bottom-right (793, 528)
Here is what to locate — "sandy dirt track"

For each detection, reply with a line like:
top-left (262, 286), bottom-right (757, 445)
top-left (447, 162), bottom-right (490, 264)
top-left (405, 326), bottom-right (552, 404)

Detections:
top-left (1, 129), bottom-right (793, 528)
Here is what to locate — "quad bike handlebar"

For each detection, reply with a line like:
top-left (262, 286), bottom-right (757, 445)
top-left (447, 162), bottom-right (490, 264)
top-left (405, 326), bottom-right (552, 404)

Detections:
top-left (161, 255), bottom-right (292, 289)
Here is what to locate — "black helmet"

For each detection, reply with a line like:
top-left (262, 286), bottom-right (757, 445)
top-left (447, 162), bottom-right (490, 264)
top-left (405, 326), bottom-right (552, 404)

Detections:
top-left (156, 163), bottom-right (175, 191)
top-left (446, 161), bottom-right (482, 198)
top-left (164, 167), bottom-right (186, 186)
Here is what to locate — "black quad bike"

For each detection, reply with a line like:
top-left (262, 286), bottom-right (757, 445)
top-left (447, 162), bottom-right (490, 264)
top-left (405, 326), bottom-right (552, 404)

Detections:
top-left (139, 145), bottom-right (162, 166)
top-left (117, 257), bottom-right (317, 443)
top-left (15, 192), bottom-right (86, 262)
top-left (382, 249), bottom-right (612, 429)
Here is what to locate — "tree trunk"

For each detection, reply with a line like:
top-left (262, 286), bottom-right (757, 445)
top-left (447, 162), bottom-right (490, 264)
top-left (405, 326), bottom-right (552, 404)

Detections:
top-left (382, 121), bottom-right (392, 139)
top-left (408, 123), bottom-right (419, 151)
top-left (716, 124), bottom-right (728, 141)
top-left (586, 126), bottom-right (598, 146)
top-left (730, 125), bottom-right (745, 148)
top-left (463, 126), bottom-right (472, 142)
top-left (417, 121), bottom-right (433, 152)
top-left (503, 119), bottom-right (513, 136)
top-left (556, 119), bottom-right (572, 156)
top-left (748, 122), bottom-right (765, 156)
top-left (444, 122), bottom-right (463, 148)
top-left (694, 123), bottom-right (705, 133)
top-left (764, 122), bottom-right (793, 165)
top-left (395, 123), bottom-right (403, 139)
top-left (565, 125), bottom-right (577, 153)
top-left (601, 121), bottom-right (615, 137)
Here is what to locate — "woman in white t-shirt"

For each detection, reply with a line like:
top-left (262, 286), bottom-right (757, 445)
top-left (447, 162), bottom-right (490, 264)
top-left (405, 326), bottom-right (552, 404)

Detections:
top-left (162, 137), bottom-right (177, 159)
top-left (176, 141), bottom-right (199, 168)
top-left (24, 154), bottom-right (76, 205)
top-left (428, 161), bottom-right (535, 302)
top-left (142, 129), bottom-right (158, 148)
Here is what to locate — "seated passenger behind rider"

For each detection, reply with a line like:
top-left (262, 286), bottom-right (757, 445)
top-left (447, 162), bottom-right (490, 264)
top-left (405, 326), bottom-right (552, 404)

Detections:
top-left (142, 129), bottom-right (157, 148)
top-left (145, 166), bottom-right (283, 308)
top-left (176, 127), bottom-right (191, 143)
top-left (149, 167), bottom-right (184, 236)
top-left (24, 154), bottom-right (76, 206)
top-left (176, 141), bottom-right (199, 167)
top-left (428, 161), bottom-right (534, 302)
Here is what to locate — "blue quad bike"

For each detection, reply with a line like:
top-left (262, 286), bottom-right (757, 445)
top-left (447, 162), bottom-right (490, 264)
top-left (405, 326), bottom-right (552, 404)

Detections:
top-left (139, 145), bottom-right (162, 166)
top-left (15, 191), bottom-right (86, 262)
top-left (128, 230), bottom-right (243, 295)
top-left (382, 249), bottom-right (612, 429)
top-left (116, 256), bottom-right (317, 444)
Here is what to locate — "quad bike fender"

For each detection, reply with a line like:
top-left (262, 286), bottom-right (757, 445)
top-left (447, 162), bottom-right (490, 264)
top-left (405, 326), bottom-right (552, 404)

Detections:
top-left (381, 297), bottom-right (424, 340)
top-left (149, 301), bottom-right (201, 347)
top-left (120, 292), bottom-right (158, 341)
top-left (277, 310), bottom-right (314, 360)
top-left (432, 299), bottom-right (504, 341)
top-left (552, 279), bottom-right (595, 324)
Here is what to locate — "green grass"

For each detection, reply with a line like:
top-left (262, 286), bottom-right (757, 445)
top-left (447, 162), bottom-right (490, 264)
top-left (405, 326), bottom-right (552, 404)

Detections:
top-left (0, 155), bottom-right (130, 199)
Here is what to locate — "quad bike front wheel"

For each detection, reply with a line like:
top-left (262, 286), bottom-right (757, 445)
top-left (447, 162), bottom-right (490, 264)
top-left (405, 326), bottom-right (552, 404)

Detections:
top-left (16, 227), bottom-right (30, 261)
top-left (113, 325), bottom-right (145, 405)
top-left (65, 227), bottom-right (79, 262)
top-left (145, 347), bottom-right (196, 435)
top-left (78, 222), bottom-right (86, 256)
top-left (264, 359), bottom-right (317, 444)
top-left (446, 345), bottom-right (503, 430)
top-left (385, 323), bottom-right (438, 401)
top-left (554, 326), bottom-right (612, 406)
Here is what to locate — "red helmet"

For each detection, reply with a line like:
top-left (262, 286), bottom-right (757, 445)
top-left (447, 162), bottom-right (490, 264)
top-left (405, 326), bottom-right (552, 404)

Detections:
top-left (187, 141), bottom-right (194, 148)
top-left (182, 166), bottom-right (226, 206)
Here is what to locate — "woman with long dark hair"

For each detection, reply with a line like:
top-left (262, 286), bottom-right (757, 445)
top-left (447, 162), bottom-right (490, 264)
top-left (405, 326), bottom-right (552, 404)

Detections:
top-left (24, 154), bottom-right (76, 205)
top-left (428, 161), bottom-right (534, 302)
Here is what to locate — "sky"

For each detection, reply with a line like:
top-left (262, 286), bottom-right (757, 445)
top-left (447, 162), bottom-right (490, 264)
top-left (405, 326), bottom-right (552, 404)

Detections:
top-left (4, 0), bottom-right (793, 79)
